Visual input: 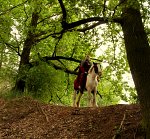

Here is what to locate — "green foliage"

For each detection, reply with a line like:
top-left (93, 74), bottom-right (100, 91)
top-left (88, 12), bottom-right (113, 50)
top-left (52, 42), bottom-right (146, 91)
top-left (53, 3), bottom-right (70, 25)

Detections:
top-left (26, 62), bottom-right (65, 103)
top-left (0, 0), bottom-right (149, 105)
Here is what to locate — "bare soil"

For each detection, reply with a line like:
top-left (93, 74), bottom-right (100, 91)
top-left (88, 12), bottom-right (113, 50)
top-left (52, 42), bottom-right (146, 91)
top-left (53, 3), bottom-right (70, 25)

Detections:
top-left (0, 97), bottom-right (145, 139)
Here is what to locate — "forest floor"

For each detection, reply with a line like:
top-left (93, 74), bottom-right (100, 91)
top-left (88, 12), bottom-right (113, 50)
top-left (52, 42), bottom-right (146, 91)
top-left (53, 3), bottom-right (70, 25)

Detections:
top-left (0, 97), bottom-right (145, 139)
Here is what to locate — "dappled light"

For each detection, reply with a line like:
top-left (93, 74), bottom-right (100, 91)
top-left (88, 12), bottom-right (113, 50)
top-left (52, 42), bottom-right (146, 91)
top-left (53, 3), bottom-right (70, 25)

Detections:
top-left (0, 0), bottom-right (150, 138)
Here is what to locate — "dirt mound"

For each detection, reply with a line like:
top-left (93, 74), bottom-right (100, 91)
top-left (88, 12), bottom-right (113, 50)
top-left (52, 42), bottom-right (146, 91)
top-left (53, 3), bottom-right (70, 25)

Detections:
top-left (0, 97), bottom-right (145, 139)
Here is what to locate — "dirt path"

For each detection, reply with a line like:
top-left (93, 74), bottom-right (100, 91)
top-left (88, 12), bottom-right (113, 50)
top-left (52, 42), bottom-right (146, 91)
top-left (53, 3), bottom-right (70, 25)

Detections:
top-left (0, 97), bottom-right (145, 139)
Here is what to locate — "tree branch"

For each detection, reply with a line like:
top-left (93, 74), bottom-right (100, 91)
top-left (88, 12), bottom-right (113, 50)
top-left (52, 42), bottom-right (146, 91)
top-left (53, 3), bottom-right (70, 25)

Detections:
top-left (23, 4), bottom-right (29, 23)
top-left (76, 21), bottom-right (104, 32)
top-left (62, 17), bottom-right (122, 31)
top-left (77, 17), bottom-right (122, 28)
top-left (52, 30), bottom-right (65, 57)
top-left (58, 0), bottom-right (122, 31)
top-left (56, 93), bottom-right (65, 104)
top-left (102, 0), bottom-right (107, 17)
top-left (35, 31), bottom-right (62, 43)
top-left (41, 55), bottom-right (81, 63)
top-left (58, 0), bottom-right (67, 21)
top-left (58, 0), bottom-right (68, 29)
top-left (30, 54), bottom-right (81, 75)
top-left (30, 54), bottom-right (103, 75)
top-left (49, 61), bottom-right (78, 75)
top-left (112, 0), bottom-right (127, 17)
top-left (0, 0), bottom-right (28, 16)
top-left (0, 35), bottom-right (21, 56)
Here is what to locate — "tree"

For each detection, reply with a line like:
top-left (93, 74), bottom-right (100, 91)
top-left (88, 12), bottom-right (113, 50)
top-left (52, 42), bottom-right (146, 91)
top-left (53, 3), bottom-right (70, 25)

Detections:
top-left (0, 0), bottom-right (150, 137)
top-left (120, 1), bottom-right (150, 137)
top-left (58, 0), bottom-right (150, 136)
top-left (0, 0), bottom-right (134, 102)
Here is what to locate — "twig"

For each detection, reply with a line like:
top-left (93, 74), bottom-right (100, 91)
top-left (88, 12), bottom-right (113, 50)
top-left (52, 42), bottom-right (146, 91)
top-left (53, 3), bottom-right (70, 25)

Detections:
top-left (36, 103), bottom-right (49, 122)
top-left (112, 0), bottom-right (127, 17)
top-left (56, 93), bottom-right (64, 104)
top-left (0, 35), bottom-right (21, 56)
top-left (97, 91), bottom-right (102, 99)
top-left (52, 32), bottom-right (64, 57)
top-left (102, 0), bottom-right (107, 17)
top-left (112, 113), bottom-right (126, 139)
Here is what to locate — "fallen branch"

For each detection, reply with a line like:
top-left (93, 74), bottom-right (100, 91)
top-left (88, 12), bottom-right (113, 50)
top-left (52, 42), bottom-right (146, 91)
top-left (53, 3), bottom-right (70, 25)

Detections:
top-left (36, 103), bottom-right (49, 122)
top-left (112, 113), bottom-right (126, 139)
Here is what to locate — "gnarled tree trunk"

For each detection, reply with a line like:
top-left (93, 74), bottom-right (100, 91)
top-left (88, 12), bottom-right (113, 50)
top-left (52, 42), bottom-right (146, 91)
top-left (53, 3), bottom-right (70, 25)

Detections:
top-left (14, 39), bottom-right (33, 92)
top-left (14, 12), bottom-right (39, 93)
top-left (121, 3), bottom-right (150, 138)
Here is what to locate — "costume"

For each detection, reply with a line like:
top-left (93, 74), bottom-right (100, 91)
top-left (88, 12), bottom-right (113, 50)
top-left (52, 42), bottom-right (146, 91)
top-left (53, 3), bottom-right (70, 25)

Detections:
top-left (74, 59), bottom-right (91, 92)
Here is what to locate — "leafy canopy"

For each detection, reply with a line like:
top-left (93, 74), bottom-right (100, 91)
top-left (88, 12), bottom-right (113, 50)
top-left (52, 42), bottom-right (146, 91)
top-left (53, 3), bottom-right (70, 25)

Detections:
top-left (0, 0), bottom-right (149, 105)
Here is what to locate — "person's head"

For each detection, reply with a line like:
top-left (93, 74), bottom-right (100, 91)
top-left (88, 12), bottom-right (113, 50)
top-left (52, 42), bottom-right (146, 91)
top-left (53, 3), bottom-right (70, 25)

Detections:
top-left (85, 55), bottom-right (90, 61)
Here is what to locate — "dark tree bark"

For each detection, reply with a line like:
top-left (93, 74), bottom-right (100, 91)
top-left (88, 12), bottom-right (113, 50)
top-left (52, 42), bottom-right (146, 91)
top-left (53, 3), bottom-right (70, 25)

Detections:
top-left (121, 5), bottom-right (150, 138)
top-left (13, 40), bottom-right (33, 92)
top-left (14, 12), bottom-right (39, 93)
top-left (0, 45), bottom-right (5, 69)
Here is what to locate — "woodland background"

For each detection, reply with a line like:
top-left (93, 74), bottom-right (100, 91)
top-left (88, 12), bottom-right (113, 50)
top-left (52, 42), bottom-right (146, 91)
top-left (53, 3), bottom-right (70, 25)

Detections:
top-left (1, 0), bottom-right (150, 138)
top-left (1, 0), bottom-right (147, 105)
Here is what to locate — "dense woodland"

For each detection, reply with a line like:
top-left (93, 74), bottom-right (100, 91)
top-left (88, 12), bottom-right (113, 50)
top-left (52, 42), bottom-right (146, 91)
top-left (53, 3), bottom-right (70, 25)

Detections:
top-left (0, 0), bottom-right (150, 137)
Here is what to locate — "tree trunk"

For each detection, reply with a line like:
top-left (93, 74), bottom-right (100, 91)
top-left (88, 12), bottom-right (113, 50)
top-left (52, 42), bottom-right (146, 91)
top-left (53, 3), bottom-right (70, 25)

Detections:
top-left (121, 5), bottom-right (150, 138)
top-left (0, 45), bottom-right (5, 69)
top-left (14, 12), bottom-right (39, 93)
top-left (14, 43), bottom-right (32, 92)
